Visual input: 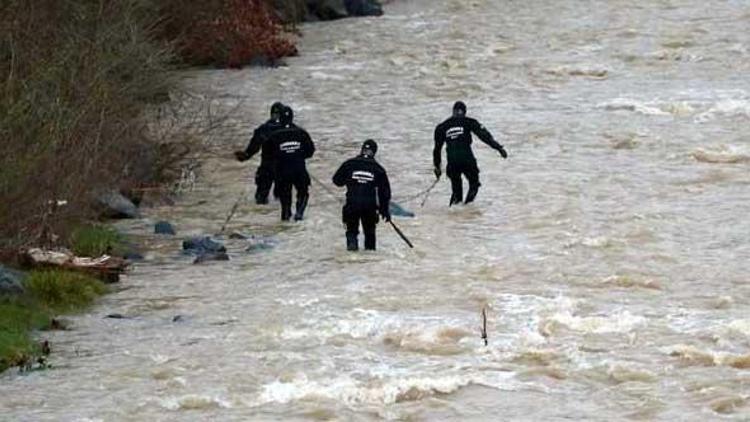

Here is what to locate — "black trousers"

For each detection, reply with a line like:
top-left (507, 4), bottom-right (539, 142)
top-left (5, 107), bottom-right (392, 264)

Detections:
top-left (343, 205), bottom-right (378, 250)
top-left (446, 160), bottom-right (481, 205)
top-left (254, 160), bottom-right (276, 204)
top-left (276, 170), bottom-right (310, 221)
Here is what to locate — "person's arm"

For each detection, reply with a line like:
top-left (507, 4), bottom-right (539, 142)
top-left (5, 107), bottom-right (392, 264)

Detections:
top-left (303, 131), bottom-right (315, 159)
top-left (332, 161), bottom-right (349, 187)
top-left (433, 124), bottom-right (445, 178)
top-left (377, 168), bottom-right (392, 221)
top-left (470, 119), bottom-right (507, 158)
top-left (235, 127), bottom-right (265, 161)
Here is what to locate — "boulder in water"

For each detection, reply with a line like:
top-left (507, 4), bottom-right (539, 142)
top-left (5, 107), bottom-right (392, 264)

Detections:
top-left (344, 0), bottom-right (383, 16)
top-left (155, 221), bottom-right (176, 235)
top-left (390, 202), bottom-right (415, 218)
top-left (182, 237), bottom-right (226, 254)
top-left (182, 236), bottom-right (229, 264)
top-left (97, 190), bottom-right (140, 219)
top-left (307, 0), bottom-right (348, 20)
top-left (0, 265), bottom-right (26, 296)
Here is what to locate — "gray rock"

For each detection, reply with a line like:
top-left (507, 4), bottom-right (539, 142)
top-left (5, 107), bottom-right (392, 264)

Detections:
top-left (344, 0), bottom-right (383, 16)
top-left (98, 190), bottom-right (140, 219)
top-left (193, 251), bottom-right (230, 264)
top-left (182, 237), bottom-right (226, 254)
top-left (0, 265), bottom-right (25, 296)
top-left (307, 0), bottom-right (348, 20)
top-left (155, 221), bottom-right (176, 235)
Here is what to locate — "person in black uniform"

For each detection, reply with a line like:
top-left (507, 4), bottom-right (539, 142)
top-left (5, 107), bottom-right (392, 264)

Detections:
top-left (333, 140), bottom-right (391, 251)
top-left (433, 101), bottom-right (508, 206)
top-left (266, 106), bottom-right (315, 221)
top-left (234, 102), bottom-right (285, 204)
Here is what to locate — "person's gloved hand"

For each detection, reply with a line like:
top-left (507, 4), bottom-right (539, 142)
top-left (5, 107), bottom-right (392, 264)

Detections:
top-left (498, 146), bottom-right (508, 159)
top-left (433, 167), bottom-right (442, 179)
top-left (380, 208), bottom-right (392, 222)
top-left (234, 150), bottom-right (249, 162)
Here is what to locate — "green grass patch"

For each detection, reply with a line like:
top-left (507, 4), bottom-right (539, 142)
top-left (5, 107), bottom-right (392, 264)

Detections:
top-left (25, 270), bottom-right (108, 313)
top-left (70, 225), bottom-right (125, 257)
top-left (0, 269), bottom-right (108, 372)
top-left (0, 300), bottom-right (51, 373)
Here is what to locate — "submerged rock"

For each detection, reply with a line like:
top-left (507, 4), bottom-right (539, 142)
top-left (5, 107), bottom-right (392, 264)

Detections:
top-left (183, 236), bottom-right (229, 264)
top-left (193, 252), bottom-right (230, 264)
top-left (245, 236), bottom-right (277, 253)
top-left (155, 221), bottom-right (176, 235)
top-left (0, 265), bottom-right (26, 296)
top-left (97, 190), bottom-right (140, 219)
top-left (182, 237), bottom-right (226, 254)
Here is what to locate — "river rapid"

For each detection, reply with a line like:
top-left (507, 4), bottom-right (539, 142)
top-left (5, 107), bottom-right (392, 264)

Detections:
top-left (3, 0), bottom-right (750, 420)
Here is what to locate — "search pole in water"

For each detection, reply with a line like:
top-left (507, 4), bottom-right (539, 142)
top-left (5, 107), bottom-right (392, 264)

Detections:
top-left (389, 220), bottom-right (414, 248)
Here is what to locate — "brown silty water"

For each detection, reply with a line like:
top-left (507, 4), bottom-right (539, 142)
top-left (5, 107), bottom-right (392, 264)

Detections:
top-left (2, 0), bottom-right (750, 420)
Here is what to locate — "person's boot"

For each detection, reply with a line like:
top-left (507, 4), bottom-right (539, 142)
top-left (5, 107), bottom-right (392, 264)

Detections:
top-left (364, 232), bottom-right (376, 251)
top-left (281, 205), bottom-right (292, 221)
top-left (464, 184), bottom-right (480, 204)
top-left (346, 233), bottom-right (358, 251)
top-left (255, 195), bottom-right (269, 205)
top-left (449, 193), bottom-right (462, 207)
top-left (294, 193), bottom-right (309, 221)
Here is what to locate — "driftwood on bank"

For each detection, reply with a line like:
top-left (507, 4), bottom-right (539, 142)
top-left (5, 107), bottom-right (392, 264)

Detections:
top-left (21, 248), bottom-right (129, 283)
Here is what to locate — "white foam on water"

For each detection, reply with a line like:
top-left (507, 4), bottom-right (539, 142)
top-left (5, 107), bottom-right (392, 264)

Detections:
top-left (155, 394), bottom-right (232, 411)
top-left (726, 319), bottom-right (750, 338)
top-left (691, 144), bottom-right (750, 164)
top-left (599, 99), bottom-right (671, 116)
top-left (663, 344), bottom-right (750, 369)
top-left (600, 275), bottom-right (663, 290)
top-left (544, 65), bottom-right (609, 79)
top-left (542, 310), bottom-right (647, 335)
top-left (695, 99), bottom-right (750, 122)
top-left (254, 371), bottom-right (517, 407)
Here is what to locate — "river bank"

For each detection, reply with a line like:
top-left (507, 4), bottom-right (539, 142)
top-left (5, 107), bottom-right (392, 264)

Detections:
top-left (0, 0), bottom-right (389, 373)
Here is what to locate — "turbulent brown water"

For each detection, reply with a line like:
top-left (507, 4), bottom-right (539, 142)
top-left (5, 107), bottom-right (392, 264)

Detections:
top-left (3, 0), bottom-right (750, 420)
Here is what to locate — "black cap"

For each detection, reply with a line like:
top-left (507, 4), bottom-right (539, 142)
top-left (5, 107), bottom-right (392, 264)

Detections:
top-left (270, 102), bottom-right (284, 117)
top-left (280, 105), bottom-right (294, 125)
top-left (361, 139), bottom-right (378, 157)
top-left (453, 101), bottom-right (467, 116)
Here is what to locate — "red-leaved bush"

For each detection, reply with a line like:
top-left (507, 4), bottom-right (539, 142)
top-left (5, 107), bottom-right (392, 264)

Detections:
top-left (162, 0), bottom-right (298, 68)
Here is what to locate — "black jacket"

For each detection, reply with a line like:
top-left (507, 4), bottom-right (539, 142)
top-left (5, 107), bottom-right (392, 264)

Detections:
top-left (243, 119), bottom-right (284, 161)
top-left (433, 116), bottom-right (503, 168)
top-left (266, 124), bottom-right (315, 176)
top-left (333, 155), bottom-right (391, 214)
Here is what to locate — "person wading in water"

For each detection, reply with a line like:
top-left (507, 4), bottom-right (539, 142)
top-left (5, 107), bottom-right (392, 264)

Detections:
top-left (333, 140), bottom-right (392, 251)
top-left (433, 101), bottom-right (508, 206)
top-left (266, 106), bottom-right (315, 221)
top-left (234, 102), bottom-right (285, 204)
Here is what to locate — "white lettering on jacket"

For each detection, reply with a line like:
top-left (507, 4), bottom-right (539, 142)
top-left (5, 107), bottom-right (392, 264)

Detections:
top-left (446, 126), bottom-right (464, 139)
top-left (352, 170), bottom-right (374, 184)
top-left (280, 141), bottom-right (301, 153)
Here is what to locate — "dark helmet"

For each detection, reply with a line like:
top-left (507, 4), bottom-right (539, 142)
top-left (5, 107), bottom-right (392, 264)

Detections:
top-left (453, 101), bottom-right (467, 116)
top-left (280, 106), bottom-right (294, 125)
top-left (270, 102), bottom-right (284, 118)
top-left (361, 139), bottom-right (378, 157)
